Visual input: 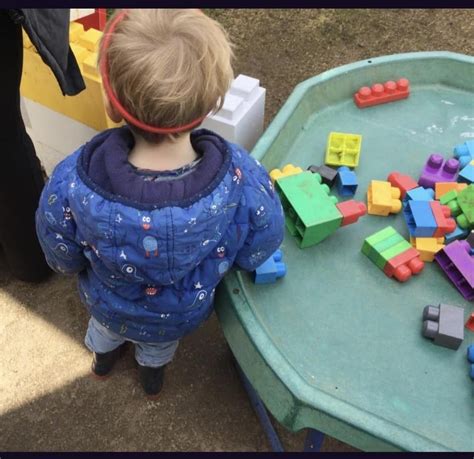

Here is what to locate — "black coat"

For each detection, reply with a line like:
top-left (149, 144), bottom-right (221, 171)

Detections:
top-left (8, 8), bottom-right (86, 96)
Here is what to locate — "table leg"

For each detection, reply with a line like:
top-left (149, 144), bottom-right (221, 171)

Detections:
top-left (304, 428), bottom-right (325, 452)
top-left (235, 363), bottom-right (285, 452)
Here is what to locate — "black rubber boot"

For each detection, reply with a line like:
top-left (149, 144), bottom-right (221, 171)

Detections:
top-left (138, 364), bottom-right (165, 398)
top-left (91, 343), bottom-right (128, 378)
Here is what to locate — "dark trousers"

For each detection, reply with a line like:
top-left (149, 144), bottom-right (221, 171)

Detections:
top-left (0, 12), bottom-right (51, 282)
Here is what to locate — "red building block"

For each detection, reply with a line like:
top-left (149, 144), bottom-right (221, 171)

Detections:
top-left (336, 200), bottom-right (367, 226)
top-left (354, 78), bottom-right (410, 109)
top-left (466, 313), bottom-right (474, 332)
top-left (383, 247), bottom-right (424, 282)
top-left (75, 8), bottom-right (107, 31)
top-left (430, 201), bottom-right (456, 237)
top-left (387, 172), bottom-right (418, 199)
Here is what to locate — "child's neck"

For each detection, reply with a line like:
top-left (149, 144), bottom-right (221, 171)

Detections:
top-left (128, 133), bottom-right (198, 171)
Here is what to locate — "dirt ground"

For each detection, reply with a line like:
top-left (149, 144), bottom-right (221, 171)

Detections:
top-left (1, 9), bottom-right (474, 452)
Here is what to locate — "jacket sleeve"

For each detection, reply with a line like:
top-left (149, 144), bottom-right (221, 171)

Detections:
top-left (35, 158), bottom-right (87, 275)
top-left (234, 155), bottom-right (285, 271)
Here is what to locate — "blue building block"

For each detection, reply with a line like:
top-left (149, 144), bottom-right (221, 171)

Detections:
top-left (253, 249), bottom-right (287, 284)
top-left (468, 345), bottom-right (474, 380)
top-left (402, 186), bottom-right (435, 209)
top-left (336, 166), bottom-right (358, 197)
top-left (403, 200), bottom-right (437, 237)
top-left (454, 140), bottom-right (474, 168)
top-left (444, 224), bottom-right (469, 244)
top-left (458, 161), bottom-right (474, 184)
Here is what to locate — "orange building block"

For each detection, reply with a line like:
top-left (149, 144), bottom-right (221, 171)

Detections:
top-left (435, 182), bottom-right (467, 200)
top-left (269, 164), bottom-right (303, 184)
top-left (410, 236), bottom-right (445, 262)
top-left (367, 180), bottom-right (402, 216)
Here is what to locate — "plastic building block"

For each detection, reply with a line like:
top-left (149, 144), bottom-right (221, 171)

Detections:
top-left (325, 132), bottom-right (362, 168)
top-left (387, 172), bottom-right (418, 199)
top-left (453, 140), bottom-right (474, 168)
top-left (444, 224), bottom-right (469, 244)
top-left (354, 78), bottom-right (410, 109)
top-left (253, 249), bottom-right (287, 284)
top-left (270, 164), bottom-right (303, 184)
top-left (434, 181), bottom-right (467, 199)
top-left (201, 74), bottom-right (266, 151)
top-left (307, 165), bottom-right (338, 188)
top-left (74, 8), bottom-right (107, 31)
top-left (362, 226), bottom-right (424, 282)
top-left (456, 185), bottom-right (474, 229)
top-left (422, 304), bottom-right (464, 350)
top-left (404, 186), bottom-right (435, 203)
top-left (367, 180), bottom-right (402, 216)
top-left (418, 154), bottom-right (459, 189)
top-left (465, 313), bottom-right (474, 332)
top-left (410, 237), bottom-right (444, 262)
top-left (335, 200), bottom-right (367, 226)
top-left (275, 171), bottom-right (365, 248)
top-left (467, 230), bottom-right (474, 250)
top-left (458, 160), bottom-right (474, 184)
top-left (435, 240), bottom-right (474, 301)
top-left (20, 24), bottom-right (119, 132)
top-left (336, 166), bottom-right (358, 197)
top-left (468, 345), bottom-right (474, 380)
top-left (403, 200), bottom-right (455, 238)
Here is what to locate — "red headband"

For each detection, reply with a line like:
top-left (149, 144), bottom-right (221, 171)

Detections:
top-left (100, 10), bottom-right (207, 134)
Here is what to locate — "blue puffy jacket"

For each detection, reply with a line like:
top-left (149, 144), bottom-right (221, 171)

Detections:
top-left (36, 128), bottom-right (284, 342)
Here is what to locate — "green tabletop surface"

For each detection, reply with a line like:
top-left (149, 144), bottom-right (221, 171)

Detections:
top-left (215, 52), bottom-right (474, 452)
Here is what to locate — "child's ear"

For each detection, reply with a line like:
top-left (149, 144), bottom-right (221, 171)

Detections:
top-left (104, 95), bottom-right (123, 123)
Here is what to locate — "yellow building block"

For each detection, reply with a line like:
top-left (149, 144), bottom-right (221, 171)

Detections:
top-left (20, 23), bottom-right (120, 131)
top-left (325, 132), bottom-right (362, 168)
top-left (410, 237), bottom-right (445, 262)
top-left (269, 164), bottom-right (303, 184)
top-left (435, 182), bottom-right (468, 200)
top-left (367, 180), bottom-right (402, 216)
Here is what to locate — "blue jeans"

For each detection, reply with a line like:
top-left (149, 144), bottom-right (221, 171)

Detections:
top-left (84, 316), bottom-right (179, 368)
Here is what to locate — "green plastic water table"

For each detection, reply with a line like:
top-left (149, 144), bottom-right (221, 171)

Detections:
top-left (215, 52), bottom-right (474, 452)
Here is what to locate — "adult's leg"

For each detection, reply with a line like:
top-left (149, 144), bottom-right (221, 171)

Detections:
top-left (0, 11), bottom-right (52, 282)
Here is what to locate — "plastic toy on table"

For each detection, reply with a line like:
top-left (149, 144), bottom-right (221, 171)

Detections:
top-left (418, 154), bottom-right (459, 189)
top-left (435, 240), bottom-right (474, 301)
top-left (367, 180), bottom-right (402, 216)
top-left (435, 182), bottom-right (467, 199)
top-left (325, 132), bottom-right (362, 168)
top-left (307, 165), bottom-right (338, 188)
top-left (422, 304), bottom-right (464, 350)
top-left (269, 164), bottom-right (303, 184)
top-left (387, 172), bottom-right (418, 199)
top-left (253, 249), bottom-right (287, 284)
top-left (466, 345), bottom-right (474, 380)
top-left (336, 166), bottom-right (358, 197)
top-left (465, 313), bottom-right (474, 332)
top-left (440, 185), bottom-right (474, 230)
top-left (404, 186), bottom-right (435, 203)
top-left (361, 226), bottom-right (424, 282)
top-left (403, 200), bottom-right (456, 237)
top-left (458, 161), bottom-right (474, 184)
top-left (410, 237), bottom-right (444, 262)
top-left (275, 171), bottom-right (366, 248)
top-left (453, 140), bottom-right (474, 168)
top-left (353, 78), bottom-right (410, 108)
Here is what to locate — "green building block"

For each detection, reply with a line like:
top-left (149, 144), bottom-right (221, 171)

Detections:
top-left (456, 184), bottom-right (474, 229)
top-left (440, 189), bottom-right (461, 216)
top-left (325, 131), bottom-right (362, 168)
top-left (275, 171), bottom-right (342, 248)
top-left (362, 226), bottom-right (411, 269)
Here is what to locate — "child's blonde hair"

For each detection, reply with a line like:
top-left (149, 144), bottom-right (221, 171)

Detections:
top-left (99, 9), bottom-right (234, 143)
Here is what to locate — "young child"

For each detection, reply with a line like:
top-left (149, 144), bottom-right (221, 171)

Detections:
top-left (36, 9), bottom-right (285, 398)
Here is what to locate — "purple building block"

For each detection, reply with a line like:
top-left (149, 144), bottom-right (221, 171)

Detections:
top-left (418, 154), bottom-right (459, 189)
top-left (435, 240), bottom-right (474, 301)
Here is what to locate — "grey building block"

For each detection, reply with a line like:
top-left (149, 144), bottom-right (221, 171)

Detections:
top-left (422, 303), bottom-right (465, 350)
